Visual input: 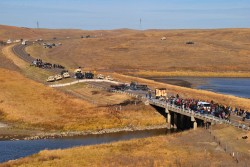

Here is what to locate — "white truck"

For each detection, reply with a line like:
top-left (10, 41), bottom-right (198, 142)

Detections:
top-left (155, 88), bottom-right (167, 100)
top-left (21, 40), bottom-right (27, 45)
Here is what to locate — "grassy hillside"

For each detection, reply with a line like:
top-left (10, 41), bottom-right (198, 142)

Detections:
top-left (2, 125), bottom-right (249, 167)
top-left (0, 25), bottom-right (98, 41)
top-left (0, 68), bottom-right (165, 131)
top-left (0, 46), bottom-right (20, 71)
top-left (25, 28), bottom-right (250, 74)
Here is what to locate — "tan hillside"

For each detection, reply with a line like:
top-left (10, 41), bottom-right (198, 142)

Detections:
top-left (25, 28), bottom-right (250, 74)
top-left (1, 25), bottom-right (250, 74)
top-left (0, 25), bottom-right (98, 41)
top-left (0, 46), bottom-right (20, 71)
top-left (0, 68), bottom-right (165, 131)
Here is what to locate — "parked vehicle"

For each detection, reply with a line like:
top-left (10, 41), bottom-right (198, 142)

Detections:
top-left (75, 72), bottom-right (84, 79)
top-left (46, 76), bottom-right (55, 82)
top-left (85, 72), bottom-right (94, 79)
top-left (6, 39), bottom-right (12, 44)
top-left (246, 112), bottom-right (250, 119)
top-left (105, 75), bottom-right (113, 81)
top-left (97, 74), bottom-right (104, 79)
top-left (21, 40), bottom-right (27, 45)
top-left (54, 74), bottom-right (63, 81)
top-left (155, 88), bottom-right (167, 100)
top-left (197, 101), bottom-right (211, 112)
top-left (110, 84), bottom-right (128, 91)
top-left (62, 72), bottom-right (70, 78)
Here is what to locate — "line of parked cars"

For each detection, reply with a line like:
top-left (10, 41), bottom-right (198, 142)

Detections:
top-left (46, 71), bottom-right (70, 82)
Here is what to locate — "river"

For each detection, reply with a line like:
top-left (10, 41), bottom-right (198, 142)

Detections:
top-left (148, 77), bottom-right (250, 98)
top-left (0, 128), bottom-right (174, 163)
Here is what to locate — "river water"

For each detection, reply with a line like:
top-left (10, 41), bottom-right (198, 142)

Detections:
top-left (0, 128), bottom-right (173, 163)
top-left (148, 77), bottom-right (250, 98)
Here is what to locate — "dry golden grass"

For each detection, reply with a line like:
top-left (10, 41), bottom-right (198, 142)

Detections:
top-left (0, 25), bottom-right (95, 41)
top-left (1, 45), bottom-right (55, 83)
top-left (26, 28), bottom-right (250, 74)
top-left (59, 83), bottom-right (133, 106)
top-left (3, 126), bottom-right (248, 167)
top-left (212, 124), bottom-right (250, 154)
top-left (0, 68), bottom-right (165, 131)
top-left (0, 46), bottom-right (20, 71)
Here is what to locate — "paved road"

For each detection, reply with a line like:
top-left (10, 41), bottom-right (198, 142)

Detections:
top-left (12, 43), bottom-right (66, 75)
top-left (12, 36), bottom-right (97, 75)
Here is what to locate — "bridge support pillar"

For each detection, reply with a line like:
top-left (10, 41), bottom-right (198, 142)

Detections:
top-left (173, 113), bottom-right (177, 129)
top-left (165, 108), bottom-right (169, 114)
top-left (191, 116), bottom-right (197, 130)
top-left (165, 108), bottom-right (172, 128)
top-left (167, 112), bottom-right (171, 128)
top-left (193, 121), bottom-right (197, 130)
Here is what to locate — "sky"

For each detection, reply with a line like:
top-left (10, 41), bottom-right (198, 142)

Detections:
top-left (0, 0), bottom-right (250, 30)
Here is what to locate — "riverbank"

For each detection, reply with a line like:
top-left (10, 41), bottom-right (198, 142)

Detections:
top-left (2, 125), bottom-right (249, 166)
top-left (131, 71), bottom-right (250, 78)
top-left (0, 124), bottom-right (168, 141)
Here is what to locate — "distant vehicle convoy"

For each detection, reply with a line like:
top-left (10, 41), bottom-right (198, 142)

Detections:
top-left (74, 68), bottom-right (94, 79)
top-left (46, 69), bottom-right (117, 82)
top-left (110, 81), bottom-right (149, 91)
top-left (46, 71), bottom-right (70, 82)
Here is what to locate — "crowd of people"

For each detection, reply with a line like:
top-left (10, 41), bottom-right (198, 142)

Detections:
top-left (31, 59), bottom-right (65, 69)
top-left (158, 94), bottom-right (249, 122)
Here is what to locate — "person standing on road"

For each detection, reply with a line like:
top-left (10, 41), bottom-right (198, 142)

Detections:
top-left (148, 91), bottom-right (152, 99)
top-left (242, 111), bottom-right (247, 121)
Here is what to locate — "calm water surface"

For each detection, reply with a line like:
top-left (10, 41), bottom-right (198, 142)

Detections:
top-left (0, 128), bottom-right (173, 163)
top-left (197, 78), bottom-right (250, 98)
top-left (149, 77), bottom-right (250, 98)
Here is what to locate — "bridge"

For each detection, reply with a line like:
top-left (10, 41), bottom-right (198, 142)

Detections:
top-left (148, 99), bottom-right (250, 131)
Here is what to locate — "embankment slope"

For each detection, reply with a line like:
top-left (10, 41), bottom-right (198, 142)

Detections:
top-left (25, 28), bottom-right (250, 74)
top-left (0, 68), bottom-right (165, 131)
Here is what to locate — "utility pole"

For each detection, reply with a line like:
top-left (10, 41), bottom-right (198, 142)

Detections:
top-left (139, 18), bottom-right (142, 30)
top-left (37, 21), bottom-right (39, 29)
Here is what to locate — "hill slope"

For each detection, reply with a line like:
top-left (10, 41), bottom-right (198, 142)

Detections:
top-left (0, 68), bottom-right (165, 131)
top-left (25, 28), bottom-right (250, 73)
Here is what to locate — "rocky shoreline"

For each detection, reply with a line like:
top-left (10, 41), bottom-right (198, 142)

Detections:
top-left (1, 124), bottom-right (169, 141)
